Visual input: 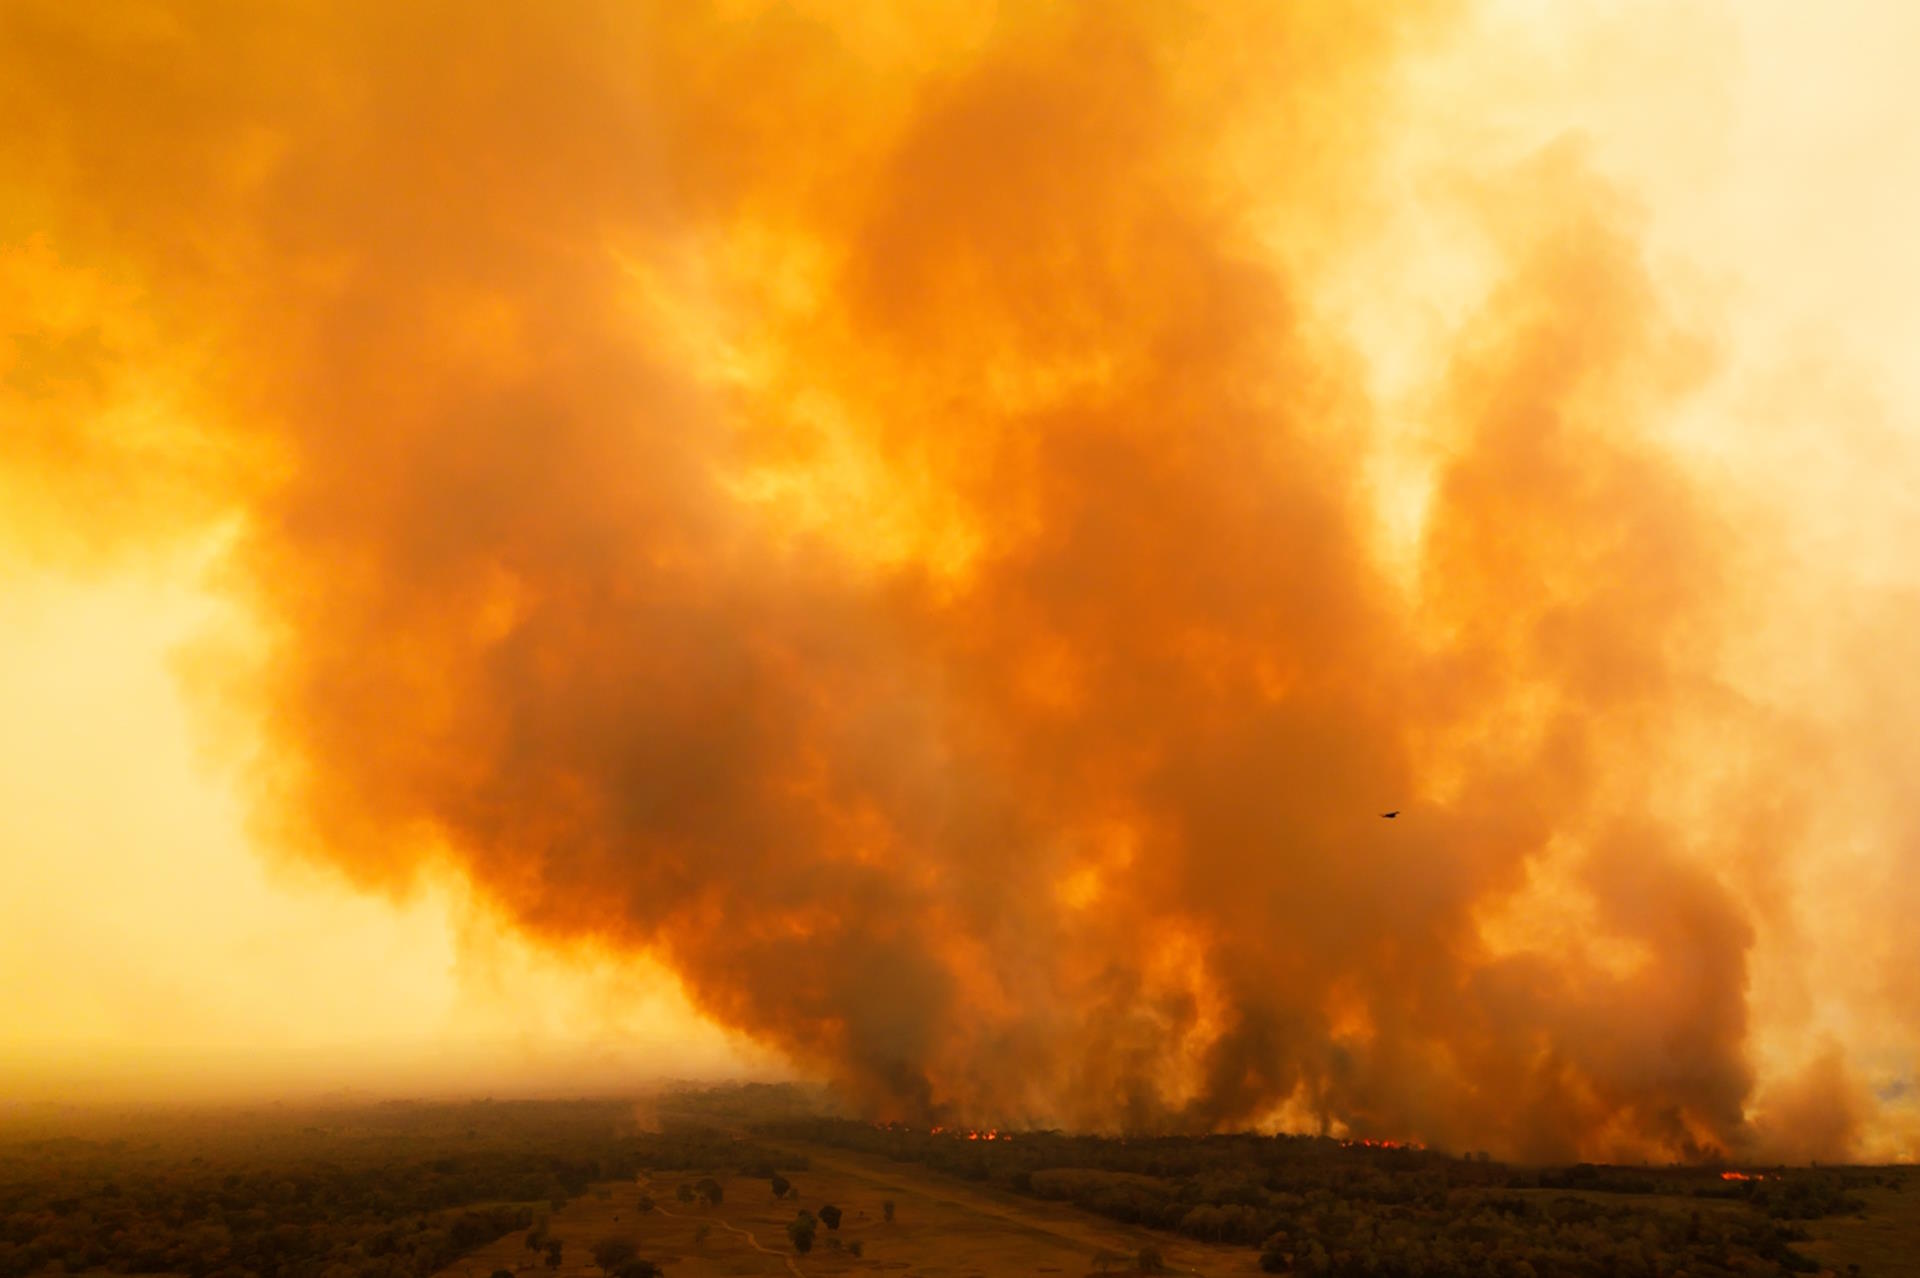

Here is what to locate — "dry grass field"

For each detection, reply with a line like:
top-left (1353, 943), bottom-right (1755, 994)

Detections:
top-left (433, 1143), bottom-right (1260, 1278)
top-left (1795, 1182), bottom-right (1920, 1276)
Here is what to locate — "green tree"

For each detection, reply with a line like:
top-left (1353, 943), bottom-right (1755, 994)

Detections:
top-left (787, 1211), bottom-right (817, 1255)
top-left (819, 1203), bottom-right (842, 1230)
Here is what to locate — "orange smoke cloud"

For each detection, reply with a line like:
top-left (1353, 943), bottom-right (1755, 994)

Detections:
top-left (4, 2), bottom-right (1905, 1161)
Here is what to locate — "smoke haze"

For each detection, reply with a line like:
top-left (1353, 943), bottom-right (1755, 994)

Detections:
top-left (5, 1), bottom-right (1918, 1162)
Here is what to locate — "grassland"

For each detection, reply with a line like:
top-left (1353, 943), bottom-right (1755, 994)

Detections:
top-left (436, 1147), bottom-right (1257, 1278)
top-left (1794, 1181), bottom-right (1920, 1276)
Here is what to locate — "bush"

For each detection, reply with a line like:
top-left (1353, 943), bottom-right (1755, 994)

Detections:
top-left (848, 1239), bottom-right (864, 1257)
top-left (634, 1194), bottom-right (654, 1213)
top-left (819, 1203), bottom-right (843, 1230)
top-left (882, 1198), bottom-right (896, 1222)
top-left (771, 1174), bottom-right (791, 1199)
top-left (591, 1237), bottom-right (636, 1273)
top-left (787, 1211), bottom-right (817, 1255)
top-left (613, 1264), bottom-right (661, 1278)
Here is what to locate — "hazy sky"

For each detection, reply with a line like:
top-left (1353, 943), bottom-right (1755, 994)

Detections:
top-left (3, 2), bottom-right (1917, 1161)
top-left (0, 556), bottom-right (777, 1101)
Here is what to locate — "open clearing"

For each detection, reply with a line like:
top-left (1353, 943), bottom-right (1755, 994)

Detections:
top-left (434, 1142), bottom-right (1260, 1278)
top-left (429, 1144), bottom-right (1920, 1278)
top-left (1796, 1183), bottom-right (1920, 1275)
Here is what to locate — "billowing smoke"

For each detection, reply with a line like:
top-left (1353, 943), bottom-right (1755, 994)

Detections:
top-left (4, 1), bottom-right (1900, 1161)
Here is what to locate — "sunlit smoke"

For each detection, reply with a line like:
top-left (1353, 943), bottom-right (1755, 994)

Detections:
top-left (5, 0), bottom-right (1918, 1162)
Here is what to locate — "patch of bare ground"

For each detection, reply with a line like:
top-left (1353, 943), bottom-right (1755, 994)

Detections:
top-left (432, 1143), bottom-right (1260, 1278)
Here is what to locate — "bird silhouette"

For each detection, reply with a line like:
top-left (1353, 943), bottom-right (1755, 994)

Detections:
top-left (1381, 811), bottom-right (1399, 819)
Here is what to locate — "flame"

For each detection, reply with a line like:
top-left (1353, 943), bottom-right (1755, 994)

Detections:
top-left (1341, 1137), bottom-right (1424, 1151)
top-left (1719, 1170), bottom-right (1772, 1181)
top-left (872, 1121), bottom-right (1007, 1142)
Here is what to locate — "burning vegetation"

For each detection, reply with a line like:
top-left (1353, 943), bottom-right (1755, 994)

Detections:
top-left (768, 1113), bottom-right (1893, 1273)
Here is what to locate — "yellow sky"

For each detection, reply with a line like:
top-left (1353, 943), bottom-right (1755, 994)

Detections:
top-left (3, 1), bottom-right (1919, 1158)
top-left (0, 552), bottom-right (778, 1102)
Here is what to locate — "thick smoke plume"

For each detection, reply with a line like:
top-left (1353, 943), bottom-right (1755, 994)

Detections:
top-left (4, 2), bottom-right (1878, 1160)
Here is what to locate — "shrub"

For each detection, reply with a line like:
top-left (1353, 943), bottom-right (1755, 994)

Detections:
top-left (590, 1237), bottom-right (636, 1273)
top-left (819, 1203), bottom-right (843, 1230)
top-left (787, 1211), bottom-right (817, 1255)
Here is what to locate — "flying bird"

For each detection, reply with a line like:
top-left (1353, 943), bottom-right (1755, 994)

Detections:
top-left (1381, 811), bottom-right (1399, 819)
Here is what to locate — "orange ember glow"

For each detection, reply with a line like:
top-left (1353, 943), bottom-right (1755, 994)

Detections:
top-left (879, 1120), bottom-right (1013, 1136)
top-left (876, 1121), bottom-right (1005, 1142)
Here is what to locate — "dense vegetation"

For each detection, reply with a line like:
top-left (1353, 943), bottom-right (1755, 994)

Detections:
top-left (763, 1117), bottom-right (1898, 1277)
top-left (0, 1099), bottom-right (799, 1278)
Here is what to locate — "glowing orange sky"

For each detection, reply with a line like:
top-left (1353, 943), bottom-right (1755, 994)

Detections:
top-left (3, 2), bottom-right (1918, 1162)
